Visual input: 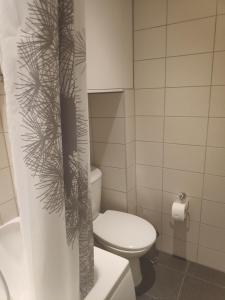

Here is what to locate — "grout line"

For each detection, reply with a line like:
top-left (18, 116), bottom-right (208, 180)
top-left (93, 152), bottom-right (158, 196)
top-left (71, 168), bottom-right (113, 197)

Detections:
top-left (187, 273), bottom-right (225, 289)
top-left (132, 0), bottom-right (138, 216)
top-left (176, 263), bottom-right (190, 300)
top-left (135, 48), bottom-right (225, 62)
top-left (160, 0), bottom-right (168, 250)
top-left (135, 50), bottom-right (216, 62)
top-left (136, 139), bottom-right (225, 150)
top-left (156, 261), bottom-right (188, 275)
top-left (98, 160), bottom-right (225, 182)
top-left (134, 14), bottom-right (219, 32)
top-left (137, 163), bottom-right (204, 175)
top-left (137, 182), bottom-right (225, 207)
top-left (197, 2), bottom-right (219, 263)
top-left (90, 114), bottom-right (225, 119)
top-left (90, 116), bottom-right (128, 119)
top-left (0, 198), bottom-right (16, 207)
top-left (135, 84), bottom-right (225, 90)
top-left (0, 166), bottom-right (11, 172)
top-left (136, 114), bottom-right (213, 118)
top-left (123, 92), bottom-right (129, 213)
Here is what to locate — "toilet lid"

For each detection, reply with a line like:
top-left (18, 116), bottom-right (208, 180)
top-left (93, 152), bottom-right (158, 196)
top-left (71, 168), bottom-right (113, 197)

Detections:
top-left (93, 210), bottom-right (157, 251)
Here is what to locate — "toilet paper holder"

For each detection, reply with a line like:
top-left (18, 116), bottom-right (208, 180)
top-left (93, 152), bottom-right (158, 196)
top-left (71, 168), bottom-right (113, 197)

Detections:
top-left (177, 192), bottom-right (186, 202)
top-left (177, 192), bottom-right (189, 215)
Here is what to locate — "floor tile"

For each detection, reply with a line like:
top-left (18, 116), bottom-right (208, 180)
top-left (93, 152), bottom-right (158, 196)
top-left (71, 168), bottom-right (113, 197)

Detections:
top-left (179, 276), bottom-right (225, 300)
top-left (146, 264), bottom-right (184, 300)
top-left (188, 262), bottom-right (225, 287)
top-left (158, 251), bottom-right (188, 273)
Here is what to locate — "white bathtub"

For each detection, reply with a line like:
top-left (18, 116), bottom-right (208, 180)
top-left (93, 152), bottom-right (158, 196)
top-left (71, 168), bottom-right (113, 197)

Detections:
top-left (0, 218), bottom-right (136, 300)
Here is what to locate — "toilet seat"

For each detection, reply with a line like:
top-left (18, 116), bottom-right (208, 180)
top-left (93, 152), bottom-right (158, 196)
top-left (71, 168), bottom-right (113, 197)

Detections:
top-left (93, 210), bottom-right (157, 252)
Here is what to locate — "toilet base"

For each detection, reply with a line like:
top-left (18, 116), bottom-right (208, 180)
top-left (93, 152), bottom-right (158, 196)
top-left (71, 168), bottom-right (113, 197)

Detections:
top-left (128, 258), bottom-right (142, 287)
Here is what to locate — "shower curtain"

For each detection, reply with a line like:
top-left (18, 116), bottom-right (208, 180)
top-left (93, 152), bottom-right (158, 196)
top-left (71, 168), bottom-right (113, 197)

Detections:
top-left (0, 1), bottom-right (94, 299)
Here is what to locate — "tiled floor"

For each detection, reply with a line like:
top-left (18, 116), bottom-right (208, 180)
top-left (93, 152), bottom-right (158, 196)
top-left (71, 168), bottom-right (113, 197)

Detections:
top-left (136, 251), bottom-right (225, 300)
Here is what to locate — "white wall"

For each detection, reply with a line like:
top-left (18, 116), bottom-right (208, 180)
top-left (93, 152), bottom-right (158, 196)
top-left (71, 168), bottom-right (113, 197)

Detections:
top-left (0, 76), bottom-right (18, 224)
top-left (89, 90), bottom-right (136, 213)
top-left (134, 0), bottom-right (225, 272)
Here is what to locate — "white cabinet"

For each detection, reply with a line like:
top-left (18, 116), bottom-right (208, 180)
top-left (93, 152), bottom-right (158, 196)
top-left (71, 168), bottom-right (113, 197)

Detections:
top-left (85, 0), bottom-right (133, 91)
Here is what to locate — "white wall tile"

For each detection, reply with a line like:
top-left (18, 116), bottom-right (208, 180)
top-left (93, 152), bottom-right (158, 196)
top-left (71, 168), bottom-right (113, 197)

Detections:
top-left (166, 54), bottom-right (213, 87)
top-left (168, 0), bottom-right (217, 24)
top-left (0, 97), bottom-right (7, 133)
top-left (164, 144), bottom-right (205, 172)
top-left (101, 166), bottom-right (126, 192)
top-left (135, 59), bottom-right (165, 88)
top-left (136, 116), bottom-right (164, 142)
top-left (127, 165), bottom-right (136, 191)
top-left (0, 134), bottom-right (9, 169)
top-left (126, 142), bottom-right (135, 167)
top-left (133, 0), bottom-right (225, 272)
top-left (124, 90), bottom-right (135, 117)
top-left (212, 51), bottom-right (225, 85)
top-left (164, 117), bottom-right (208, 145)
top-left (0, 84), bottom-right (17, 224)
top-left (0, 168), bottom-right (14, 203)
top-left (161, 234), bottom-right (198, 262)
top-left (93, 142), bottom-right (126, 168)
top-left (137, 187), bottom-right (162, 212)
top-left (4, 133), bottom-right (13, 167)
top-left (136, 141), bottom-right (163, 166)
top-left (199, 224), bottom-right (225, 253)
top-left (91, 117), bottom-right (125, 143)
top-left (125, 117), bottom-right (135, 143)
top-left (0, 115), bottom-right (3, 133)
top-left (165, 87), bottom-right (210, 117)
top-left (0, 200), bottom-right (18, 224)
top-left (198, 246), bottom-right (225, 273)
top-left (136, 165), bottom-right (163, 190)
top-left (215, 15), bottom-right (225, 51)
top-left (210, 86), bottom-right (225, 117)
top-left (162, 214), bottom-right (199, 243)
top-left (134, 27), bottom-right (166, 60)
top-left (207, 118), bottom-right (225, 147)
top-left (127, 189), bottom-right (137, 214)
top-left (167, 17), bottom-right (215, 56)
top-left (205, 147), bottom-right (225, 176)
top-left (134, 0), bottom-right (167, 30)
top-left (163, 192), bottom-right (201, 221)
top-left (218, 0), bottom-right (225, 14)
top-left (163, 168), bottom-right (204, 197)
top-left (137, 206), bottom-right (162, 233)
top-left (89, 92), bottom-right (124, 117)
top-left (135, 89), bottom-right (164, 116)
top-left (101, 189), bottom-right (127, 212)
top-left (202, 200), bottom-right (225, 229)
top-left (203, 174), bottom-right (225, 204)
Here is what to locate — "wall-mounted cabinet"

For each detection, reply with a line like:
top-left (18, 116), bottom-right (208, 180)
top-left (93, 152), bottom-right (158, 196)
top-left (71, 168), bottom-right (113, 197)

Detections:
top-left (85, 0), bottom-right (133, 91)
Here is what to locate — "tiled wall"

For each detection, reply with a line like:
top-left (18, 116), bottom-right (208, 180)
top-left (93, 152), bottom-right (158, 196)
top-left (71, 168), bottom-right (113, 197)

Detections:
top-left (89, 90), bottom-right (136, 214)
top-left (134, 0), bottom-right (225, 272)
top-left (0, 76), bottom-right (18, 224)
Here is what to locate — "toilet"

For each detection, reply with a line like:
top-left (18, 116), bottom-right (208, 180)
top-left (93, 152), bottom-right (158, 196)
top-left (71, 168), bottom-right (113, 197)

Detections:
top-left (91, 167), bottom-right (157, 287)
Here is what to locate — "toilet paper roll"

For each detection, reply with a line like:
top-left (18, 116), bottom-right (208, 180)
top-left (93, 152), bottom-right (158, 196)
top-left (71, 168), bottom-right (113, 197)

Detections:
top-left (172, 201), bottom-right (188, 221)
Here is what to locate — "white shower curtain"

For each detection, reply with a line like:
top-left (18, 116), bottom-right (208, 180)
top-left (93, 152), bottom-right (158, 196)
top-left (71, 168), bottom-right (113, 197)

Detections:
top-left (0, 1), bottom-right (94, 299)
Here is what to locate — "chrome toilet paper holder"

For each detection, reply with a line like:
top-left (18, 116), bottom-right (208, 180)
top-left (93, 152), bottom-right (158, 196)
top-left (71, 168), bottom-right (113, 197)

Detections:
top-left (177, 192), bottom-right (186, 202)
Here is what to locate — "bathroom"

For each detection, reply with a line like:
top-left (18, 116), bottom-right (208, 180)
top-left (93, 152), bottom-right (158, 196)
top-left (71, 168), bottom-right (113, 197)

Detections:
top-left (1, 0), bottom-right (225, 299)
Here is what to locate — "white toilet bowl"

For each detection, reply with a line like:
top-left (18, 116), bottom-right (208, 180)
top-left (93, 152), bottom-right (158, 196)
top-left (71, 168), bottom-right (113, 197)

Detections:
top-left (91, 167), bottom-right (157, 286)
top-left (93, 210), bottom-right (157, 286)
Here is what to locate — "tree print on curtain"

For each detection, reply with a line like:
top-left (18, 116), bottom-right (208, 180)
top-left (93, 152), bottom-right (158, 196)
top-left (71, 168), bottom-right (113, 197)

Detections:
top-left (16, 0), bottom-right (94, 297)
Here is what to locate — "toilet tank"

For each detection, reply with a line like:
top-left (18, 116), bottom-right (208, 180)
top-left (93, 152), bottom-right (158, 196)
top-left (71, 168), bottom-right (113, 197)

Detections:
top-left (90, 167), bottom-right (102, 220)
